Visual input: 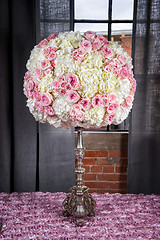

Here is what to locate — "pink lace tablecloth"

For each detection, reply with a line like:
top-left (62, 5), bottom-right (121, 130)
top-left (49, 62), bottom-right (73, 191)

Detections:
top-left (0, 192), bottom-right (160, 239)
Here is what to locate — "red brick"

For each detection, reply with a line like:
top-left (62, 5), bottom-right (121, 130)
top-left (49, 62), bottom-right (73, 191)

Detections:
top-left (121, 159), bottom-right (128, 165)
top-left (109, 182), bottom-right (127, 190)
top-left (91, 165), bottom-right (102, 173)
top-left (107, 189), bottom-right (119, 194)
top-left (85, 150), bottom-right (108, 158)
top-left (85, 181), bottom-right (108, 189)
top-left (83, 158), bottom-right (96, 165)
top-left (108, 189), bottom-right (127, 194)
top-left (88, 189), bottom-right (96, 193)
top-left (83, 174), bottom-right (96, 181)
top-left (88, 189), bottom-right (106, 194)
top-left (98, 174), bottom-right (121, 181)
top-left (115, 165), bottom-right (128, 173)
top-left (83, 165), bottom-right (90, 173)
top-left (109, 151), bottom-right (128, 158)
top-left (97, 158), bottom-right (111, 165)
top-left (103, 165), bottom-right (114, 173)
top-left (121, 174), bottom-right (127, 181)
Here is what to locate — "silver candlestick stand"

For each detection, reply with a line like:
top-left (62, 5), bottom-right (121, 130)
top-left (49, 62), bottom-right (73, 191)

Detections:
top-left (62, 127), bottom-right (96, 226)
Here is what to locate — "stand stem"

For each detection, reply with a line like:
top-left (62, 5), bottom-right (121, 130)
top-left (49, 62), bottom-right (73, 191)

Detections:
top-left (62, 127), bottom-right (96, 226)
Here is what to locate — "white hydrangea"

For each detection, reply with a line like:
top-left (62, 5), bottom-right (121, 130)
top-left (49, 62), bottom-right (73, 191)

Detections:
top-left (115, 79), bottom-right (132, 103)
top-left (112, 107), bottom-right (130, 125)
top-left (53, 96), bottom-right (71, 121)
top-left (85, 107), bottom-right (105, 127)
top-left (38, 75), bottom-right (54, 93)
top-left (26, 47), bottom-right (45, 74)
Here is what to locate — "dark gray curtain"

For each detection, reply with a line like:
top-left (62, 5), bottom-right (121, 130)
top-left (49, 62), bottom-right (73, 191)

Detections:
top-left (128, 0), bottom-right (160, 194)
top-left (0, 0), bottom-right (75, 193)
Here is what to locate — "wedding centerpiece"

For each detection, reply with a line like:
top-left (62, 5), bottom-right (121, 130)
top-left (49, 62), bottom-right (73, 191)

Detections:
top-left (24, 31), bottom-right (136, 129)
top-left (24, 31), bottom-right (136, 226)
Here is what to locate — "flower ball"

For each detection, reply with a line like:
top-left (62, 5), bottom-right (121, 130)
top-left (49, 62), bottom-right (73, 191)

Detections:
top-left (24, 31), bottom-right (136, 128)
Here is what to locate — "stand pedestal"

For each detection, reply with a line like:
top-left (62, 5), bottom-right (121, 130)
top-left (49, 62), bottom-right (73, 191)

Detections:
top-left (62, 128), bottom-right (96, 226)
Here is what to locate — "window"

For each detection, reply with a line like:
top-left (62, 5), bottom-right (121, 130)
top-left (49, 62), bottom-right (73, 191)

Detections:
top-left (40, 0), bottom-right (135, 131)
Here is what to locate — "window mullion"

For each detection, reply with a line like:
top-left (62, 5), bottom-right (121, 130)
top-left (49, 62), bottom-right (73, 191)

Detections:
top-left (108, 0), bottom-right (112, 41)
top-left (70, 0), bottom-right (74, 31)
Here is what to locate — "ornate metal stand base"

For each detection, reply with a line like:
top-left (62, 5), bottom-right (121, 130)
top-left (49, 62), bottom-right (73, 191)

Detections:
top-left (63, 185), bottom-right (96, 226)
top-left (62, 128), bottom-right (96, 226)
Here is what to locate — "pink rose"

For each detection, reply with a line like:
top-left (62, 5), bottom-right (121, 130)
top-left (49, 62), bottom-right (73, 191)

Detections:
top-left (78, 98), bottom-right (91, 110)
top-left (104, 58), bottom-right (112, 66)
top-left (35, 68), bottom-right (43, 78)
top-left (60, 82), bottom-right (67, 89)
top-left (113, 66), bottom-right (122, 76)
top-left (65, 90), bottom-right (80, 103)
top-left (108, 93), bottom-right (117, 103)
top-left (35, 102), bottom-right (44, 113)
top-left (101, 94), bottom-right (109, 107)
top-left (97, 35), bottom-right (108, 46)
top-left (50, 46), bottom-right (57, 52)
top-left (43, 46), bottom-right (57, 58)
top-left (119, 67), bottom-right (129, 79)
top-left (53, 81), bottom-right (60, 89)
top-left (24, 71), bottom-right (31, 80)
top-left (66, 84), bottom-right (72, 91)
top-left (125, 63), bottom-right (133, 78)
top-left (84, 31), bottom-right (96, 41)
top-left (41, 59), bottom-right (51, 70)
top-left (113, 58), bottom-right (121, 67)
top-left (37, 39), bottom-right (48, 48)
top-left (53, 76), bottom-right (67, 96)
top-left (33, 77), bottom-right (40, 86)
top-left (47, 33), bottom-right (57, 41)
top-left (66, 73), bottom-right (80, 90)
top-left (72, 48), bottom-right (85, 62)
top-left (104, 114), bottom-right (115, 124)
top-left (117, 54), bottom-right (127, 65)
top-left (101, 46), bottom-right (114, 59)
top-left (125, 95), bottom-right (133, 106)
top-left (104, 66), bottom-right (113, 73)
top-left (44, 68), bottom-right (53, 76)
top-left (79, 40), bottom-right (92, 52)
top-left (92, 37), bottom-right (103, 50)
top-left (130, 78), bottom-right (136, 92)
top-left (104, 62), bottom-right (115, 73)
top-left (44, 106), bottom-right (55, 116)
top-left (54, 88), bottom-right (61, 94)
top-left (107, 102), bottom-right (119, 114)
top-left (104, 65), bottom-right (112, 73)
top-left (76, 111), bottom-right (85, 121)
top-left (59, 89), bottom-right (66, 96)
top-left (26, 79), bottom-right (35, 91)
top-left (50, 59), bottom-right (55, 67)
top-left (24, 89), bottom-right (33, 98)
top-left (92, 94), bottom-right (102, 108)
top-left (33, 87), bottom-right (41, 101)
top-left (43, 47), bottom-right (51, 57)
top-left (41, 92), bottom-right (53, 106)
top-left (56, 75), bottom-right (65, 83)
top-left (121, 101), bottom-right (128, 109)
top-left (69, 104), bottom-right (84, 122)
top-left (48, 51), bottom-right (56, 60)
top-left (69, 104), bottom-right (82, 116)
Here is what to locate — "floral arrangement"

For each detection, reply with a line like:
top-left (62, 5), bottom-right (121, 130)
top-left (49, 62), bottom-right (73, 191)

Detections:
top-left (24, 31), bottom-right (136, 128)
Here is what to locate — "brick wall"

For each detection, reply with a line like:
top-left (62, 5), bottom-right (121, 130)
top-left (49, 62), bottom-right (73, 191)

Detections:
top-left (75, 132), bottom-right (128, 194)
